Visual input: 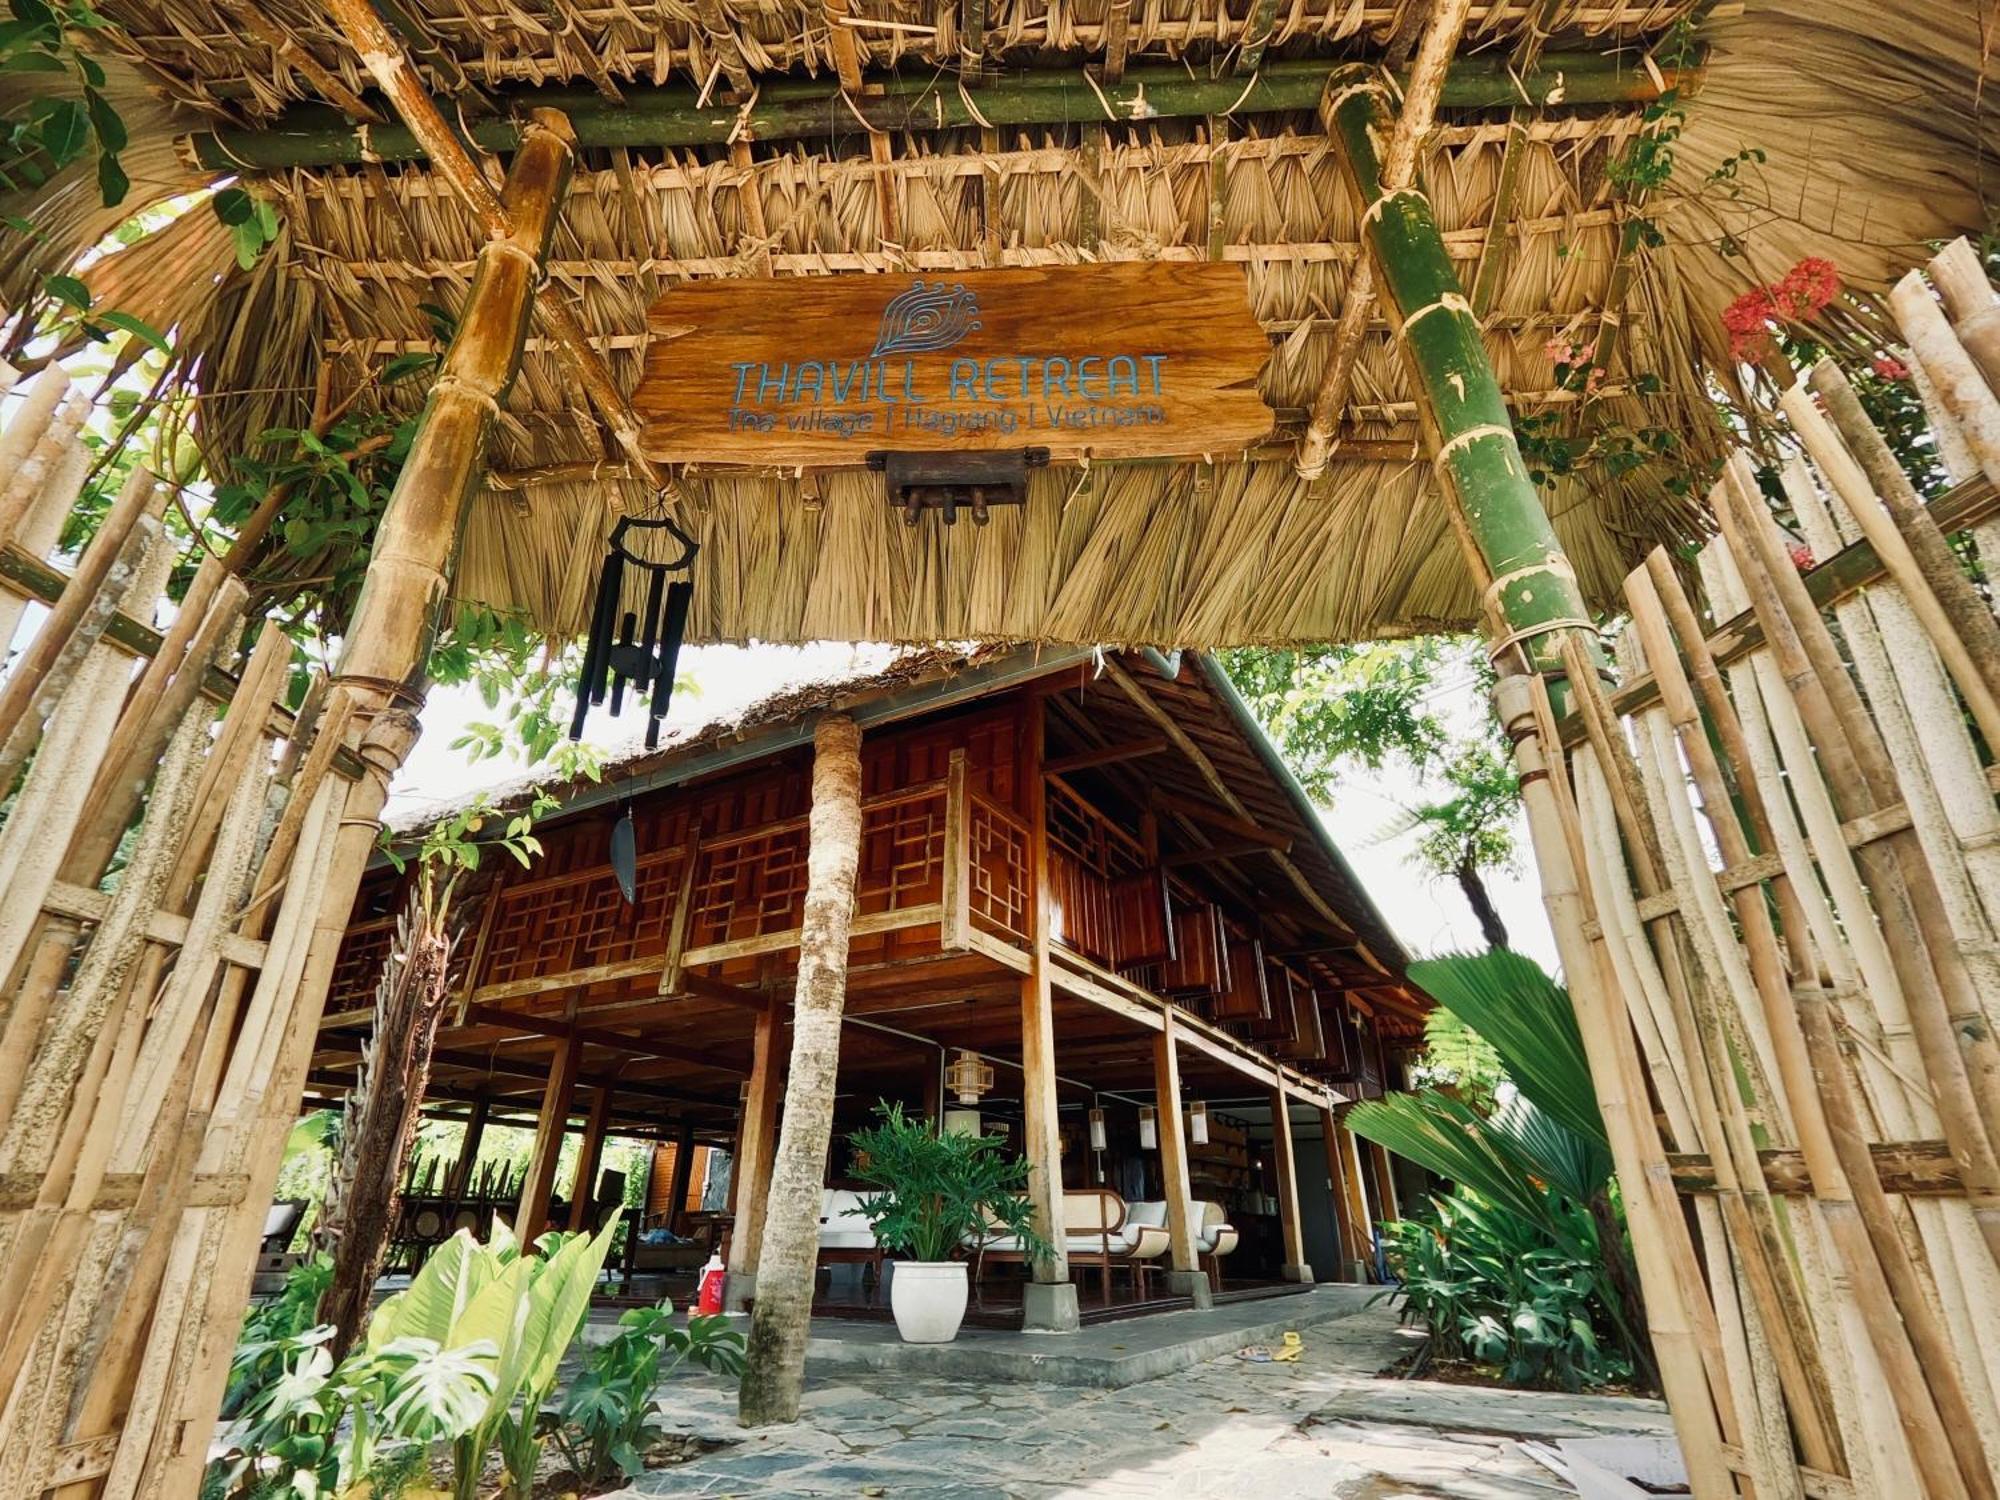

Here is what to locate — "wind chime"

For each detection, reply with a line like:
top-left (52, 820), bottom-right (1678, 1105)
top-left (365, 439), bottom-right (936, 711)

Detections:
top-left (569, 511), bottom-right (699, 751)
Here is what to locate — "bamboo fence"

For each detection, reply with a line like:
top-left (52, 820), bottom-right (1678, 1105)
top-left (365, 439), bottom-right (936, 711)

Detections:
top-left (0, 375), bottom-right (379, 1498)
top-left (1512, 236), bottom-right (2000, 1499)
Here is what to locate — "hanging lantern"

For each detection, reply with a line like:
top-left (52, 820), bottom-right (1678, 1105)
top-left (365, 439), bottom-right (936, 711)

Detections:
top-left (569, 512), bottom-right (699, 750)
top-left (1138, 1105), bottom-right (1158, 1151)
top-left (946, 1049), bottom-right (993, 1105)
top-left (1088, 1107), bottom-right (1107, 1152)
top-left (1188, 1100), bottom-right (1210, 1145)
top-left (943, 1108), bottom-right (983, 1137)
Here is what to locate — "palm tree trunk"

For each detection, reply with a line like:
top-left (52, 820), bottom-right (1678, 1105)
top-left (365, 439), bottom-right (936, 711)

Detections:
top-left (739, 715), bottom-right (863, 1426)
top-left (315, 883), bottom-right (459, 1359)
top-left (1452, 856), bottom-right (1510, 951)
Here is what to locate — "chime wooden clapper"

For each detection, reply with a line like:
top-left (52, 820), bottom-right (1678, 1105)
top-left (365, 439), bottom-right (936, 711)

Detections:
top-left (569, 512), bottom-right (698, 750)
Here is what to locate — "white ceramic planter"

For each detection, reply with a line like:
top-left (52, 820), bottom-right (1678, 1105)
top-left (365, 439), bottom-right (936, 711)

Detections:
top-left (888, 1260), bottom-right (969, 1343)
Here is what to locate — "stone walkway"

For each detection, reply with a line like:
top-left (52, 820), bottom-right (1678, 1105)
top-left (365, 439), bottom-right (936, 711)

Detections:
top-left (620, 1299), bottom-right (1674, 1499)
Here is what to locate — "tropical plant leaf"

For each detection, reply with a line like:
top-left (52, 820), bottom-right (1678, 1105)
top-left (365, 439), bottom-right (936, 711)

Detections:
top-left (1405, 949), bottom-right (1604, 1147)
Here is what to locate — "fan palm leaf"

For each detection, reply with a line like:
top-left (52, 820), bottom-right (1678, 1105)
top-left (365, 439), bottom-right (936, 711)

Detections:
top-left (1406, 949), bottom-right (1604, 1147)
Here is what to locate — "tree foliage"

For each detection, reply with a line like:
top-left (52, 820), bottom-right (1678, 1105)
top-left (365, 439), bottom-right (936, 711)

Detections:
top-left (1221, 638), bottom-right (1521, 948)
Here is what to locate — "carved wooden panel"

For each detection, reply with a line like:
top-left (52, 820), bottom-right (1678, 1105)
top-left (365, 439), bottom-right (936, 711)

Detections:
top-left (968, 794), bottom-right (1031, 945)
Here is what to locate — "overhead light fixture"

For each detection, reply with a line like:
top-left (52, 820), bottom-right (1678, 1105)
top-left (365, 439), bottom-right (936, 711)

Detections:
top-left (1188, 1101), bottom-right (1209, 1145)
top-left (1088, 1107), bottom-right (1107, 1152)
top-left (946, 1049), bottom-right (994, 1105)
top-left (1138, 1105), bottom-right (1158, 1151)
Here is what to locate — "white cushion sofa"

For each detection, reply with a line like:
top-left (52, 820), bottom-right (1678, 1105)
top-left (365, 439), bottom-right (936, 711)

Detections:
top-left (971, 1187), bottom-right (1170, 1305)
top-left (1195, 1200), bottom-right (1238, 1289)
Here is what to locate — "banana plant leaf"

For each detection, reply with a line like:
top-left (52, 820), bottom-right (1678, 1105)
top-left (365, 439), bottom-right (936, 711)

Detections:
top-left (1405, 949), bottom-right (1605, 1148)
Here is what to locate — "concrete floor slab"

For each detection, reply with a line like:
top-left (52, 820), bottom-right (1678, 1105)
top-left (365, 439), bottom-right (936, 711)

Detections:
top-left (791, 1283), bottom-right (1379, 1389)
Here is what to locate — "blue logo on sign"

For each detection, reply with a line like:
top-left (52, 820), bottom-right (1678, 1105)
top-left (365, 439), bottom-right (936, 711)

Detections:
top-left (870, 279), bottom-right (983, 358)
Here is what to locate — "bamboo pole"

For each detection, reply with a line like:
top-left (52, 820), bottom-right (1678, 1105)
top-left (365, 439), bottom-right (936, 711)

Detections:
top-left (1795, 365), bottom-right (2000, 752)
top-left (319, 0), bottom-right (679, 507)
top-left (1296, 0), bottom-right (1470, 480)
top-left (1712, 467), bottom-right (2000, 1498)
top-left (0, 369), bottom-right (74, 547)
top-left (740, 713), bottom-right (863, 1427)
top-left (113, 111), bottom-right (579, 1498)
top-left (0, 469), bottom-right (163, 791)
top-left (1770, 468), bottom-right (2000, 1450)
top-left (1714, 455), bottom-right (2000, 1232)
top-left (1492, 672), bottom-right (1739, 1498)
top-left (1325, 72), bottom-right (1604, 703)
top-left (181, 50), bottom-right (1689, 171)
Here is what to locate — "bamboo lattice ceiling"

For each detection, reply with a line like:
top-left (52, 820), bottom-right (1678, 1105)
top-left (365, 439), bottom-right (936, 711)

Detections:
top-left (5, 0), bottom-right (1998, 648)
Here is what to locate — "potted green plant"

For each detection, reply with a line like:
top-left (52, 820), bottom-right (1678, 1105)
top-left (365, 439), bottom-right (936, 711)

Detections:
top-left (847, 1102), bottom-right (1048, 1343)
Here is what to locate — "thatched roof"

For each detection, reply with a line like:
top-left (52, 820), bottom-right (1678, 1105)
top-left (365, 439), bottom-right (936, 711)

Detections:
top-left (5, 0), bottom-right (1996, 647)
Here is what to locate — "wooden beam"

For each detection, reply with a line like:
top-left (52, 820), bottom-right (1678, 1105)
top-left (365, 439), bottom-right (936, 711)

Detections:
top-left (1155, 796), bottom-right (1293, 847)
top-left (567, 1085), bottom-right (615, 1230)
top-left (1161, 836), bottom-right (1293, 867)
top-left (1043, 737), bottom-right (1171, 776)
top-left (516, 1037), bottom-right (582, 1239)
top-left (467, 1002), bottom-right (751, 1074)
top-left (678, 971), bottom-right (774, 1010)
top-left (1267, 1088), bottom-right (1311, 1281)
top-left (1101, 658), bottom-right (1361, 953)
top-left (446, 1096), bottom-right (489, 1197)
top-left (1154, 1017), bottom-right (1199, 1275)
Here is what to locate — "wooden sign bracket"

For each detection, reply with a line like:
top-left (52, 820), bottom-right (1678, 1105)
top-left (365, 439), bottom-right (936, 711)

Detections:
top-left (869, 446), bottom-right (1050, 526)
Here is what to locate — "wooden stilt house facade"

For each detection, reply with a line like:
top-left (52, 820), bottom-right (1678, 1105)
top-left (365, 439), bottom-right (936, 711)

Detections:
top-left (314, 647), bottom-right (1426, 1315)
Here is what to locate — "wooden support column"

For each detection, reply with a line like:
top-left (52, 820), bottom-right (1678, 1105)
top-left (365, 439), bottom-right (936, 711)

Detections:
top-left (740, 716), bottom-right (865, 1427)
top-left (1315, 1105), bottom-right (1358, 1279)
top-left (446, 1096), bottom-right (490, 1197)
top-left (567, 1085), bottom-right (614, 1230)
top-left (664, 1120), bottom-right (697, 1233)
top-left (1268, 1088), bottom-right (1312, 1282)
top-left (724, 991), bottom-right (785, 1309)
top-left (1367, 1138), bottom-right (1402, 1223)
top-left (516, 1037), bottom-right (582, 1239)
top-left (1152, 1016), bottom-right (1211, 1307)
top-left (1018, 693), bottom-right (1078, 1331)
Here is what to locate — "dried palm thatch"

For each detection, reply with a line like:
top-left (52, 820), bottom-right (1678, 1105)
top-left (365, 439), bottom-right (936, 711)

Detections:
top-left (3, 0), bottom-right (1996, 648)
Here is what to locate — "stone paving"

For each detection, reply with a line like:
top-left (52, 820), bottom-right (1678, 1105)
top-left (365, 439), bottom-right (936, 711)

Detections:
top-left (618, 1299), bottom-right (1675, 1499)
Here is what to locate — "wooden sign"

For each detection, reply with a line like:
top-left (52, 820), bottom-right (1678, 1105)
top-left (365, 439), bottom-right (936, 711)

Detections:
top-left (636, 262), bottom-right (1272, 466)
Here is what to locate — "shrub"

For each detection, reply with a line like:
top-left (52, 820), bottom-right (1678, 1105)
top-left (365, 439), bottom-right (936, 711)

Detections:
top-left (1379, 1188), bottom-right (1629, 1392)
top-left (544, 1303), bottom-right (744, 1488)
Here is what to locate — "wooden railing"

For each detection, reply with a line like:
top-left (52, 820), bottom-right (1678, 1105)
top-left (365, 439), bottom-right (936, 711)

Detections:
top-left (324, 751), bottom-right (1042, 1016)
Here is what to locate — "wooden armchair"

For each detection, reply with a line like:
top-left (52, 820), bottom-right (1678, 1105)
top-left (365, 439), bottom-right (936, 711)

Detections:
top-left (973, 1187), bottom-right (1170, 1305)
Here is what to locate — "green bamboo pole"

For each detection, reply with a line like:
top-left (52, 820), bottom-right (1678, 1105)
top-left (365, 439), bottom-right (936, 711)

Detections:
top-left (182, 49), bottom-right (1692, 172)
top-left (1325, 75), bottom-right (1608, 698)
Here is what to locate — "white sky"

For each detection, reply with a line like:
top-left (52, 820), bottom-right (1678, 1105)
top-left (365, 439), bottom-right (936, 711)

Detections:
top-left (388, 643), bottom-right (1559, 971)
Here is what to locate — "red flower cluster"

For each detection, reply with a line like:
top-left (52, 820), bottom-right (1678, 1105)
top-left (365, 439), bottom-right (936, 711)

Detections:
top-left (1788, 542), bottom-right (1816, 573)
top-left (1719, 257), bottom-right (1843, 358)
top-left (1872, 354), bottom-right (1912, 381)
